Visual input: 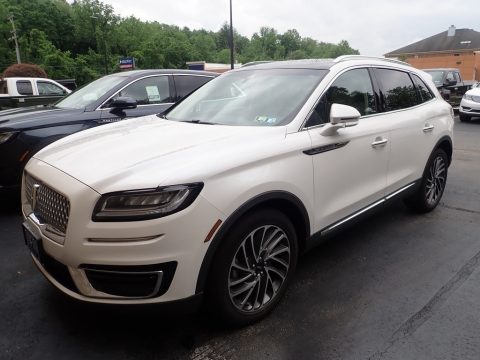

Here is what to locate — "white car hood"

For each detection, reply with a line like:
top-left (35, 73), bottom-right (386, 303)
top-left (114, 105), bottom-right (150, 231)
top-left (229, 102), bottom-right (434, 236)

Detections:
top-left (34, 115), bottom-right (287, 193)
top-left (465, 87), bottom-right (480, 96)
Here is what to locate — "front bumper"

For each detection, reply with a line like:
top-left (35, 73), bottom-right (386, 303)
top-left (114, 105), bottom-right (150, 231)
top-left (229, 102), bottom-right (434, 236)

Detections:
top-left (22, 158), bottom-right (224, 304)
top-left (459, 98), bottom-right (480, 117)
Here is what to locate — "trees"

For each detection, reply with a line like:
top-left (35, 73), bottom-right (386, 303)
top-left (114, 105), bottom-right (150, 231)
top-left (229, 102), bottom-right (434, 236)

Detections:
top-left (2, 63), bottom-right (47, 78)
top-left (0, 0), bottom-right (360, 85)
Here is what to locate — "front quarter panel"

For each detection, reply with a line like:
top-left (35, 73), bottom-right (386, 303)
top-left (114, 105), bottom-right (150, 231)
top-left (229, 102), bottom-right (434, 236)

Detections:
top-left (200, 130), bottom-right (315, 235)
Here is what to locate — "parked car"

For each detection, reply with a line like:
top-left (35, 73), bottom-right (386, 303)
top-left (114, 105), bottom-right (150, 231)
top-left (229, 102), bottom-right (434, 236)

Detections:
top-left (0, 77), bottom-right (71, 109)
top-left (423, 68), bottom-right (475, 108)
top-left (0, 70), bottom-right (217, 191)
top-left (22, 56), bottom-right (453, 325)
top-left (459, 86), bottom-right (480, 121)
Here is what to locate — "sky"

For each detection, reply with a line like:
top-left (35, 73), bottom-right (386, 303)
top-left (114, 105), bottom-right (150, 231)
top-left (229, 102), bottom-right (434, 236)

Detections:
top-left (105, 0), bottom-right (479, 56)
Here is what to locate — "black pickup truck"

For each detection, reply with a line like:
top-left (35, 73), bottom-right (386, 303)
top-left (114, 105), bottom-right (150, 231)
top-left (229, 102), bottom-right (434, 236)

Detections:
top-left (423, 68), bottom-right (475, 108)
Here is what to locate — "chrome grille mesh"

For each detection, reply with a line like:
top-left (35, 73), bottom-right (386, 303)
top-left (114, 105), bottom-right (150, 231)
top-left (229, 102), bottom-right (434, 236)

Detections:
top-left (24, 173), bottom-right (70, 235)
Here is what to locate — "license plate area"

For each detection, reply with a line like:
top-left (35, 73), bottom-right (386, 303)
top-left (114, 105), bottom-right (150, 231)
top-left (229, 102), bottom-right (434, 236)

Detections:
top-left (23, 222), bottom-right (44, 264)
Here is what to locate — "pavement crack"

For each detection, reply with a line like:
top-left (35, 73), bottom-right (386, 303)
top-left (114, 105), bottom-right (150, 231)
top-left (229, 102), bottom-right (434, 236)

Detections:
top-left (368, 247), bottom-right (480, 360)
top-left (440, 204), bottom-right (480, 215)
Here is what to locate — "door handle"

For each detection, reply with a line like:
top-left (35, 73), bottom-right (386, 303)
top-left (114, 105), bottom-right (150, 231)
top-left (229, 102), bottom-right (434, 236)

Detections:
top-left (371, 137), bottom-right (388, 148)
top-left (423, 124), bottom-right (434, 133)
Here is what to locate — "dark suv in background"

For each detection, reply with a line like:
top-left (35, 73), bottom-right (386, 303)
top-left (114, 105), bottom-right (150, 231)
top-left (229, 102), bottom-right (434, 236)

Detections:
top-left (0, 69), bottom-right (217, 191)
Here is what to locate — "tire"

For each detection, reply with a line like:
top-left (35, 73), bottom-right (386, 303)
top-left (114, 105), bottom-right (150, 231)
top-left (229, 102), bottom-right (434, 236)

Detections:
top-left (459, 114), bottom-right (470, 122)
top-left (404, 148), bottom-right (448, 213)
top-left (207, 208), bottom-right (298, 326)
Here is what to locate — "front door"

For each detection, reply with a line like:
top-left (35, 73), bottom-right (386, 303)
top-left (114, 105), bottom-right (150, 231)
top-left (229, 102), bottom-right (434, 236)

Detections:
top-left (306, 68), bottom-right (390, 232)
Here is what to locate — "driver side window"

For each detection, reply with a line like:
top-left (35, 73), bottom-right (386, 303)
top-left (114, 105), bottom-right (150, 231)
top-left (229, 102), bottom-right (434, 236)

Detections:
top-left (305, 68), bottom-right (376, 127)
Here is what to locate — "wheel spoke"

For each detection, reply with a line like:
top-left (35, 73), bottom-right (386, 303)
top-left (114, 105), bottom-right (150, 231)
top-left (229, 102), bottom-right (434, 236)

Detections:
top-left (269, 255), bottom-right (289, 269)
top-left (268, 245), bottom-right (290, 259)
top-left (240, 280), bottom-right (258, 307)
top-left (266, 265), bottom-right (286, 281)
top-left (229, 273), bottom-right (254, 287)
top-left (231, 280), bottom-right (257, 298)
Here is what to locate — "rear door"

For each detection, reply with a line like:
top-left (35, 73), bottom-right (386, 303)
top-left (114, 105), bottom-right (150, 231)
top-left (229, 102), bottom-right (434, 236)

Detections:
top-left (373, 68), bottom-right (438, 194)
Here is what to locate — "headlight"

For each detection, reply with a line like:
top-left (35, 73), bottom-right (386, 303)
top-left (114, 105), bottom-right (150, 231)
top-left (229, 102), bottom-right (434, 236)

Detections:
top-left (92, 183), bottom-right (203, 221)
top-left (463, 94), bottom-right (473, 100)
top-left (0, 131), bottom-right (17, 145)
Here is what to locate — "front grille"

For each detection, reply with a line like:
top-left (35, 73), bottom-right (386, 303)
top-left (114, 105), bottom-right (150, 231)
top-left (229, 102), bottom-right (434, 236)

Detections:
top-left (24, 173), bottom-right (70, 235)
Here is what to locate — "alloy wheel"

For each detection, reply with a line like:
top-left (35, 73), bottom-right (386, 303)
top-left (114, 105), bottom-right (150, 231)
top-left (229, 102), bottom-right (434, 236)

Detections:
top-left (425, 155), bottom-right (446, 206)
top-left (228, 225), bottom-right (291, 313)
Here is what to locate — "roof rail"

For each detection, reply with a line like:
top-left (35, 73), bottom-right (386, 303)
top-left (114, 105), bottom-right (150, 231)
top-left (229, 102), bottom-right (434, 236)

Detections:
top-left (334, 55), bottom-right (411, 67)
top-left (241, 61), bottom-right (273, 67)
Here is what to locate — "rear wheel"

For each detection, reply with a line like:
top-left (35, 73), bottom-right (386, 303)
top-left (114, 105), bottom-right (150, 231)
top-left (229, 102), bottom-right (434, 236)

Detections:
top-left (208, 208), bottom-right (298, 326)
top-left (404, 148), bottom-right (448, 213)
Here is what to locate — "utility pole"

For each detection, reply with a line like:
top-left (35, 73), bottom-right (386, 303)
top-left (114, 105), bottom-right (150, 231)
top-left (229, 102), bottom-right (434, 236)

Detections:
top-left (229, 0), bottom-right (234, 70)
top-left (8, 15), bottom-right (21, 64)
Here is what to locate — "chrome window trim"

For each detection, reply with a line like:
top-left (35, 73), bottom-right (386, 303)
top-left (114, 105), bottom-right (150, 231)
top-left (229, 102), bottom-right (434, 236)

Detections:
top-left (300, 65), bottom-right (438, 132)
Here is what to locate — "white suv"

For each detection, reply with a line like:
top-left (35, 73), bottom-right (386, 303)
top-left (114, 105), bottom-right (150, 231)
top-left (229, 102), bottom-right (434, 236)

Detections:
top-left (22, 56), bottom-right (454, 325)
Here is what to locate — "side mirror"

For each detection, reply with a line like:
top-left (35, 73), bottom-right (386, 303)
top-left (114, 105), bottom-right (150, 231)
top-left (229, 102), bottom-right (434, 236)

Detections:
top-left (110, 96), bottom-right (137, 110)
top-left (330, 103), bottom-right (360, 126)
top-left (321, 103), bottom-right (360, 136)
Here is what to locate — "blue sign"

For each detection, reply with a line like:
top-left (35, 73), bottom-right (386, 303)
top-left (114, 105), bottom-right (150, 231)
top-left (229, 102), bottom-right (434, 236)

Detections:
top-left (119, 57), bottom-right (135, 69)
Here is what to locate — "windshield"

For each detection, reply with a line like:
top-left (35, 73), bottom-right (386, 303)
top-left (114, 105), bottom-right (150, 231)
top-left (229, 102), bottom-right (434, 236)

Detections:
top-left (167, 68), bottom-right (327, 126)
top-left (424, 70), bottom-right (445, 84)
top-left (56, 75), bottom-right (125, 109)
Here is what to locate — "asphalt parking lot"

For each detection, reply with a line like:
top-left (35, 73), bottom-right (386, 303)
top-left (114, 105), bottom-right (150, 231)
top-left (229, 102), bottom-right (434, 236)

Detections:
top-left (1, 116), bottom-right (479, 360)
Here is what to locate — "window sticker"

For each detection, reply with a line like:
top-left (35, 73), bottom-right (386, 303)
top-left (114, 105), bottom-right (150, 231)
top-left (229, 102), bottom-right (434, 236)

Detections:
top-left (255, 115), bottom-right (277, 124)
top-left (146, 86), bottom-right (161, 101)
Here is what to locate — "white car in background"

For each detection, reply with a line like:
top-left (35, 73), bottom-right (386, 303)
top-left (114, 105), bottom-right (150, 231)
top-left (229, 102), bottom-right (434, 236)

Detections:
top-left (459, 86), bottom-right (480, 121)
top-left (22, 56), bottom-right (454, 325)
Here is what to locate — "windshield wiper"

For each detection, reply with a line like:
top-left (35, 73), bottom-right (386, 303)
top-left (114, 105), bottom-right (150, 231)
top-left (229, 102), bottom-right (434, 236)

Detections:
top-left (180, 119), bottom-right (218, 125)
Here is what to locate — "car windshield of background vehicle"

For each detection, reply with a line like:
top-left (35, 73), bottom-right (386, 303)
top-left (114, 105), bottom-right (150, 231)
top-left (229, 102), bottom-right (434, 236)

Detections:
top-left (166, 69), bottom-right (328, 126)
top-left (56, 76), bottom-right (125, 109)
top-left (425, 70), bottom-right (445, 85)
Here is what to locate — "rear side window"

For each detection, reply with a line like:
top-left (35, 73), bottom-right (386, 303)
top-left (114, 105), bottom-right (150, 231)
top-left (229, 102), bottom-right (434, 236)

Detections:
top-left (305, 68), bottom-right (376, 127)
top-left (174, 75), bottom-right (212, 100)
top-left (16, 80), bottom-right (33, 95)
top-left (412, 75), bottom-right (434, 103)
top-left (375, 69), bottom-right (419, 111)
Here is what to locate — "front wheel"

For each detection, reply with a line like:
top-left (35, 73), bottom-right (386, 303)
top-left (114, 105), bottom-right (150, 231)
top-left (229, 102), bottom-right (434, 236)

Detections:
top-left (208, 208), bottom-right (298, 326)
top-left (404, 148), bottom-right (448, 213)
top-left (459, 114), bottom-right (470, 122)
